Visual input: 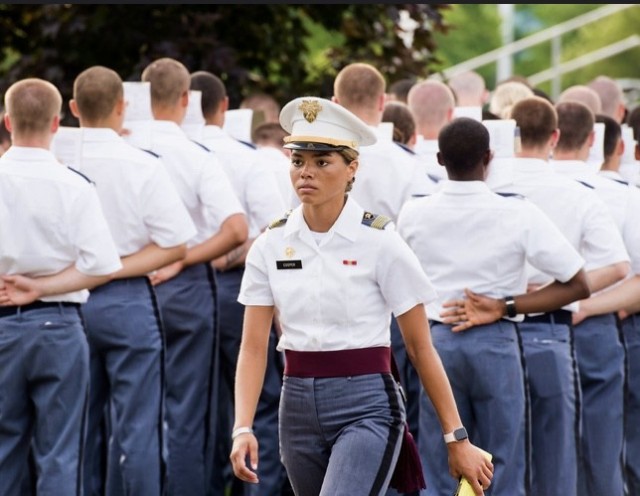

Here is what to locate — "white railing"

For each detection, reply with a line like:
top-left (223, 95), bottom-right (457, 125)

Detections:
top-left (431, 4), bottom-right (639, 99)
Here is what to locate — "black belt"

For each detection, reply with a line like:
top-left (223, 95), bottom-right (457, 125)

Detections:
top-left (522, 309), bottom-right (572, 327)
top-left (0, 301), bottom-right (80, 318)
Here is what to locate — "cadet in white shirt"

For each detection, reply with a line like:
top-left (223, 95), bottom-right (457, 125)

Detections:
top-left (573, 114), bottom-right (640, 496)
top-left (139, 58), bottom-right (248, 496)
top-left (397, 117), bottom-right (589, 496)
top-left (230, 97), bottom-right (493, 496)
top-left (551, 101), bottom-right (632, 496)
top-left (189, 70), bottom-right (287, 496)
top-left (67, 66), bottom-right (197, 496)
top-left (0, 78), bottom-right (122, 496)
top-left (494, 97), bottom-right (629, 496)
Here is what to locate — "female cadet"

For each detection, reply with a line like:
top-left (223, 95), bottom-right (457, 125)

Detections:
top-left (229, 97), bottom-right (493, 496)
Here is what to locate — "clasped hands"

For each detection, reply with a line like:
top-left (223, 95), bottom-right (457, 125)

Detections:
top-left (439, 288), bottom-right (505, 332)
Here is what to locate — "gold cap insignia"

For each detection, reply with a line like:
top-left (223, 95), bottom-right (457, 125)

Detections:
top-left (299, 100), bottom-right (322, 123)
top-left (285, 247), bottom-right (295, 259)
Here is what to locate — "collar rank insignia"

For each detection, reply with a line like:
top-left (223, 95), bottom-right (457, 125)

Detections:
top-left (362, 211), bottom-right (392, 230)
top-left (299, 100), bottom-right (322, 123)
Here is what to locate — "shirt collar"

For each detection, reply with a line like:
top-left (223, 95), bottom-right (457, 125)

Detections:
top-left (79, 127), bottom-right (121, 142)
top-left (283, 195), bottom-right (362, 244)
top-left (148, 120), bottom-right (184, 136)
top-left (1, 146), bottom-right (61, 164)
top-left (440, 180), bottom-right (492, 195)
top-left (201, 125), bottom-right (225, 139)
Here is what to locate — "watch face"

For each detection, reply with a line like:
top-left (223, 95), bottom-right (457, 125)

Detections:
top-left (454, 427), bottom-right (468, 441)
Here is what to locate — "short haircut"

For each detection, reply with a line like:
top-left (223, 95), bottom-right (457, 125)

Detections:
top-left (4, 78), bottom-right (62, 135)
top-left (190, 71), bottom-right (226, 119)
top-left (141, 57), bottom-right (190, 109)
top-left (625, 105), bottom-right (640, 141)
top-left (334, 63), bottom-right (386, 111)
top-left (252, 122), bottom-right (288, 147)
top-left (382, 101), bottom-right (415, 145)
top-left (73, 66), bottom-right (123, 122)
top-left (438, 117), bottom-right (489, 174)
top-left (555, 101), bottom-right (595, 152)
top-left (588, 76), bottom-right (623, 119)
top-left (240, 92), bottom-right (280, 124)
top-left (596, 114), bottom-right (622, 161)
top-left (387, 78), bottom-right (416, 103)
top-left (557, 85), bottom-right (602, 115)
top-left (407, 80), bottom-right (455, 129)
top-left (447, 71), bottom-right (486, 106)
top-left (511, 96), bottom-right (557, 149)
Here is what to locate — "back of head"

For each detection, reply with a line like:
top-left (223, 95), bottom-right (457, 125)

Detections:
top-left (557, 85), bottom-right (602, 115)
top-left (555, 101), bottom-right (595, 153)
top-left (73, 66), bottom-right (123, 123)
top-left (511, 96), bottom-right (557, 150)
top-left (141, 57), bottom-right (190, 110)
top-left (626, 105), bottom-right (640, 140)
top-left (190, 71), bottom-right (226, 120)
top-left (387, 78), bottom-right (416, 104)
top-left (596, 114), bottom-right (622, 162)
top-left (252, 122), bottom-right (288, 148)
top-left (407, 80), bottom-right (455, 130)
top-left (438, 117), bottom-right (489, 175)
top-left (382, 102), bottom-right (416, 145)
top-left (334, 63), bottom-right (386, 113)
top-left (489, 81), bottom-right (534, 119)
top-left (588, 76), bottom-right (624, 121)
top-left (4, 78), bottom-right (62, 138)
top-left (447, 71), bottom-right (487, 107)
top-left (240, 92), bottom-right (281, 124)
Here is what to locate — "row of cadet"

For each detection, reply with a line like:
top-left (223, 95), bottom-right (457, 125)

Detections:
top-left (0, 55), bottom-right (639, 496)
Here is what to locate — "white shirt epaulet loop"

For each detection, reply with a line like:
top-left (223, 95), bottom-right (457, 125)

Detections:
top-left (268, 209), bottom-right (293, 230)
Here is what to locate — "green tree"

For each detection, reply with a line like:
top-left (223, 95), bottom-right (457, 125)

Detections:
top-left (0, 4), bottom-right (447, 125)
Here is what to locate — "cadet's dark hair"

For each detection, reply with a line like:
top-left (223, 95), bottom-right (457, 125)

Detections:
top-left (596, 114), bottom-right (622, 161)
top-left (190, 71), bottom-right (226, 119)
top-left (555, 101), bottom-right (594, 152)
top-left (438, 117), bottom-right (489, 173)
top-left (511, 96), bottom-right (557, 149)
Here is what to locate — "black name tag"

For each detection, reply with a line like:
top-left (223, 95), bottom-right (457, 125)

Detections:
top-left (276, 260), bottom-right (303, 270)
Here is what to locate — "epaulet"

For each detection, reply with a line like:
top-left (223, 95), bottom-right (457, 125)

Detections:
top-left (604, 176), bottom-right (629, 186)
top-left (394, 142), bottom-right (416, 155)
top-left (427, 173), bottom-right (442, 184)
top-left (496, 191), bottom-right (525, 199)
top-left (268, 209), bottom-right (293, 229)
top-left (576, 180), bottom-right (595, 189)
top-left (411, 194), bottom-right (430, 198)
top-left (237, 139), bottom-right (257, 150)
top-left (191, 140), bottom-right (211, 152)
top-left (362, 211), bottom-right (392, 229)
top-left (67, 166), bottom-right (94, 185)
top-left (141, 148), bottom-right (160, 158)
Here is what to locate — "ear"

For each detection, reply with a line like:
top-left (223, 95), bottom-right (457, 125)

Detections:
top-left (483, 149), bottom-right (493, 166)
top-left (222, 96), bottom-right (229, 113)
top-left (446, 107), bottom-right (454, 122)
top-left (549, 129), bottom-right (560, 148)
top-left (436, 151), bottom-right (446, 166)
top-left (636, 143), bottom-right (640, 161)
top-left (181, 90), bottom-right (189, 108)
top-left (69, 99), bottom-right (80, 119)
top-left (376, 93), bottom-right (385, 112)
top-left (587, 129), bottom-right (595, 147)
top-left (50, 114), bottom-right (60, 133)
top-left (115, 97), bottom-right (126, 117)
top-left (348, 158), bottom-right (359, 178)
top-left (616, 138), bottom-right (624, 157)
top-left (4, 113), bottom-right (12, 133)
top-left (331, 95), bottom-right (338, 104)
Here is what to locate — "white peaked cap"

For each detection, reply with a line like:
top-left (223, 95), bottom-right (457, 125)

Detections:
top-left (280, 96), bottom-right (377, 151)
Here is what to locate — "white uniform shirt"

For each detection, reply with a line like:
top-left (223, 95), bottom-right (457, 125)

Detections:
top-left (238, 196), bottom-right (437, 352)
top-left (552, 160), bottom-right (638, 272)
top-left (397, 180), bottom-right (585, 322)
top-left (73, 128), bottom-right (196, 256)
top-left (497, 158), bottom-right (629, 281)
top-left (135, 120), bottom-right (244, 247)
top-left (414, 136), bottom-right (448, 182)
top-left (0, 147), bottom-right (122, 303)
top-left (198, 125), bottom-right (284, 238)
top-left (350, 126), bottom-right (436, 222)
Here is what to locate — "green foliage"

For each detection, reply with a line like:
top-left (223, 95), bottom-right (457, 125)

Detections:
top-left (0, 4), bottom-right (447, 125)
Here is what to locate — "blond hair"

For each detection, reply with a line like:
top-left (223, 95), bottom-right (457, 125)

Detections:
top-left (4, 78), bottom-right (61, 136)
top-left (141, 57), bottom-right (190, 110)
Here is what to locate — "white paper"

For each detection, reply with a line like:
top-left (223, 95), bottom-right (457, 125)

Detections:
top-left (122, 82), bottom-right (153, 122)
top-left (482, 119), bottom-right (517, 158)
top-left (453, 106), bottom-right (482, 122)
top-left (223, 108), bottom-right (254, 143)
top-left (586, 122), bottom-right (605, 173)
